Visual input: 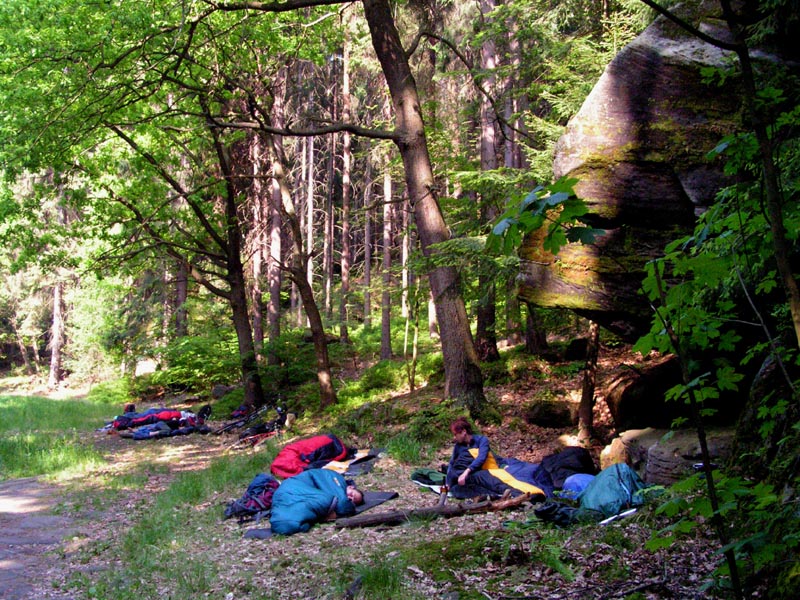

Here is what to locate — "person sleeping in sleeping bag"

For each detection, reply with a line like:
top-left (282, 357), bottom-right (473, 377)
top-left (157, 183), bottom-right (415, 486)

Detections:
top-left (446, 417), bottom-right (549, 500)
top-left (269, 469), bottom-right (364, 536)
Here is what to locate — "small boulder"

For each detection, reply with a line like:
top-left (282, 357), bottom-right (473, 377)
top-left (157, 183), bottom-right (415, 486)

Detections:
top-left (525, 397), bottom-right (578, 428)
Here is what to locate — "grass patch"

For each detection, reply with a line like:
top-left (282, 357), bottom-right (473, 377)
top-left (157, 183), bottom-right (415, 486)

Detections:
top-left (354, 558), bottom-right (421, 600)
top-left (0, 394), bottom-right (113, 479)
top-left (386, 431), bottom-right (424, 463)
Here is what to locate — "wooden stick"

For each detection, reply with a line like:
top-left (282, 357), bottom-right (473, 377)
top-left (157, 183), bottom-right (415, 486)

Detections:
top-left (334, 493), bottom-right (532, 528)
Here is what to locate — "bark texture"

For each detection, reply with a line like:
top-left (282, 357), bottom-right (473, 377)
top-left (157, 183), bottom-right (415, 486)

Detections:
top-left (363, 0), bottom-right (485, 410)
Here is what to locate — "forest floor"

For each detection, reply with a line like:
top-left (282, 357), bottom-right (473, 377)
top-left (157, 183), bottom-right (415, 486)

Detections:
top-left (2, 344), bottom-right (734, 600)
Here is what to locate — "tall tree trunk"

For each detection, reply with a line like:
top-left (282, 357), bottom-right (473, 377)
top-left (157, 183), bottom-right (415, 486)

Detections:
top-left (339, 29), bottom-right (353, 344)
top-left (250, 138), bottom-right (266, 358)
top-left (578, 320), bottom-right (600, 442)
top-left (228, 266), bottom-right (265, 408)
top-left (48, 201), bottom-right (67, 388)
top-left (268, 157), bottom-right (283, 364)
top-left (381, 159), bottom-right (394, 360)
top-left (475, 0), bottom-right (501, 362)
top-left (401, 191), bottom-right (410, 319)
top-left (524, 302), bottom-right (549, 355)
top-left (502, 98), bottom-right (522, 346)
top-left (267, 71), bottom-right (337, 407)
top-left (363, 153), bottom-right (374, 330)
top-left (718, 0), bottom-right (800, 350)
top-left (47, 281), bottom-right (64, 389)
top-left (271, 144), bottom-right (337, 407)
top-left (363, 0), bottom-right (485, 411)
top-left (15, 328), bottom-right (34, 376)
top-left (199, 99), bottom-right (267, 410)
top-left (174, 259), bottom-right (189, 337)
top-left (306, 135), bottom-right (315, 326)
top-left (428, 290), bottom-right (439, 340)
top-left (324, 63), bottom-right (338, 321)
top-left (324, 148), bottom-right (335, 320)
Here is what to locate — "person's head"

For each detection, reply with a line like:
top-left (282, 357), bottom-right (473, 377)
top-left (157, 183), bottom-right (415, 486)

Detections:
top-left (346, 485), bottom-right (364, 506)
top-left (450, 417), bottom-right (473, 443)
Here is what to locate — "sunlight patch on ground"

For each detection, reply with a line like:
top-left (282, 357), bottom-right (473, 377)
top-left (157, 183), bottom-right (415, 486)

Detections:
top-left (0, 493), bottom-right (51, 514)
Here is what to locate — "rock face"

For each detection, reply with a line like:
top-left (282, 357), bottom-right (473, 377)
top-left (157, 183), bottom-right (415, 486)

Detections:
top-left (604, 354), bottom-right (683, 430)
top-left (518, 1), bottom-right (742, 339)
top-left (601, 427), bottom-right (735, 485)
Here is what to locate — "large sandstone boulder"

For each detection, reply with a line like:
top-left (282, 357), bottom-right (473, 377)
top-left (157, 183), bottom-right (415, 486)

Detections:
top-left (602, 427), bottom-right (735, 485)
top-left (604, 354), bottom-right (683, 430)
top-left (518, 1), bottom-right (741, 339)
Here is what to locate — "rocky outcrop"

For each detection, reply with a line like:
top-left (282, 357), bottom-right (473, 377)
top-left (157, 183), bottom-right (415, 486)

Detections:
top-left (604, 354), bottom-right (683, 430)
top-left (601, 427), bottom-right (735, 485)
top-left (518, 1), bottom-right (742, 339)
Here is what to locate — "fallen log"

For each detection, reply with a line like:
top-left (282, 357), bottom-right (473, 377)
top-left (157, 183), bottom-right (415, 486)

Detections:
top-left (334, 492), bottom-right (533, 528)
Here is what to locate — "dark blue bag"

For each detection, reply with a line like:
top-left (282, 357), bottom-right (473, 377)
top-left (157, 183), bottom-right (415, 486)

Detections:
top-left (224, 473), bottom-right (280, 523)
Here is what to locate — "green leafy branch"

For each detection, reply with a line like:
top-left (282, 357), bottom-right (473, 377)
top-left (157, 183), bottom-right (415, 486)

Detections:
top-left (486, 176), bottom-right (602, 256)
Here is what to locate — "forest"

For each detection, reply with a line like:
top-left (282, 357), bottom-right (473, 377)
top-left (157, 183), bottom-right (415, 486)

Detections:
top-left (1, 0), bottom-right (799, 598)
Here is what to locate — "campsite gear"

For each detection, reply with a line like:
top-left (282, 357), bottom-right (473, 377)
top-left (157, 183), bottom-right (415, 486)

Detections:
top-left (535, 464), bottom-right (653, 528)
top-left (224, 472), bottom-right (280, 523)
top-left (197, 404), bottom-right (212, 422)
top-left (410, 468), bottom-right (447, 493)
top-left (239, 406), bottom-right (287, 439)
top-left (448, 447), bottom-right (548, 500)
top-left (355, 490), bottom-right (399, 514)
top-left (242, 491), bottom-right (398, 539)
top-left (112, 408), bottom-right (183, 431)
top-left (534, 502), bottom-right (588, 527)
top-left (214, 403), bottom-right (271, 435)
top-left (560, 473), bottom-right (596, 499)
top-left (243, 528), bottom-right (273, 539)
top-left (269, 469), bottom-right (357, 535)
top-left (270, 434), bottom-right (350, 479)
top-left (322, 448), bottom-right (384, 476)
top-left (229, 407), bottom-right (293, 450)
top-left (577, 462), bottom-right (650, 517)
top-left (230, 404), bottom-right (250, 418)
top-left (540, 446), bottom-right (598, 488)
top-left (112, 407), bottom-right (209, 432)
top-left (599, 507), bottom-right (637, 526)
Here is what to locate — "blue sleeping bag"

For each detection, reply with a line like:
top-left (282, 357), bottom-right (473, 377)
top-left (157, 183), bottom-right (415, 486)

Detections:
top-left (269, 469), bottom-right (357, 535)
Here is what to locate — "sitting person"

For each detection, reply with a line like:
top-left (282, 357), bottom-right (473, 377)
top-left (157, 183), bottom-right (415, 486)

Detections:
top-left (446, 417), bottom-right (548, 500)
top-left (269, 469), bottom-right (364, 536)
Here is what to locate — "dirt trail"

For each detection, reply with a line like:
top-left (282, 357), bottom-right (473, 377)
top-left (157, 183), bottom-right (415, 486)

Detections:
top-left (0, 477), bottom-right (82, 600)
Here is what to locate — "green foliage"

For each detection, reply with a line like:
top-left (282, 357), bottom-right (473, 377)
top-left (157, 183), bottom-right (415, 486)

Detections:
top-left (363, 400), bottom-right (461, 462)
top-left (386, 431), bottom-right (424, 463)
top-left (648, 471), bottom-right (800, 595)
top-left (84, 379), bottom-right (136, 406)
top-left (136, 330), bottom-right (241, 393)
top-left (486, 177), bottom-right (601, 256)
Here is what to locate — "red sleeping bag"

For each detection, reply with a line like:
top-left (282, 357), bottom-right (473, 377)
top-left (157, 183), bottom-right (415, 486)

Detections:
top-left (270, 434), bottom-right (349, 479)
top-left (112, 408), bottom-right (185, 431)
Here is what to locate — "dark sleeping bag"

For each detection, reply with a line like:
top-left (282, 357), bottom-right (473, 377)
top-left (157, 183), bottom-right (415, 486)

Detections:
top-left (270, 434), bottom-right (350, 479)
top-left (269, 469), bottom-right (356, 535)
top-left (540, 446), bottom-right (598, 488)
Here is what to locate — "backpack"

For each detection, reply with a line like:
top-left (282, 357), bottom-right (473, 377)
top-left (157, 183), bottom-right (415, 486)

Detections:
top-left (224, 473), bottom-right (280, 523)
top-left (535, 464), bottom-right (651, 528)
